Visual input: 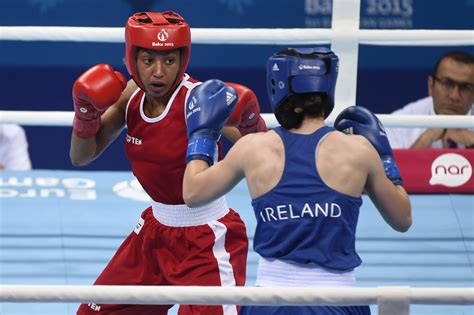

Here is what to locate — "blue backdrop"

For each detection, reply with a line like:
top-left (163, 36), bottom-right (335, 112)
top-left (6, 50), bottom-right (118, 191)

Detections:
top-left (1, 0), bottom-right (473, 170)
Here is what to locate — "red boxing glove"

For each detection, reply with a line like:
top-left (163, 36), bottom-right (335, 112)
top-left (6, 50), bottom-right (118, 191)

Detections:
top-left (225, 82), bottom-right (267, 136)
top-left (73, 64), bottom-right (127, 138)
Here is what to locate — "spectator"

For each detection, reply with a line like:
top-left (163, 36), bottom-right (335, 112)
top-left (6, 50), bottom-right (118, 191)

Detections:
top-left (0, 124), bottom-right (32, 170)
top-left (385, 50), bottom-right (474, 148)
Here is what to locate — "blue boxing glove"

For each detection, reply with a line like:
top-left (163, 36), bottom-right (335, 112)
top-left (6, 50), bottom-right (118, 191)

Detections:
top-left (186, 79), bottom-right (238, 165)
top-left (334, 106), bottom-right (403, 186)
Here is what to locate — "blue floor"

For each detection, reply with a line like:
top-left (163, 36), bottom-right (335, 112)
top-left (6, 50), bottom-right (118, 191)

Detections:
top-left (0, 170), bottom-right (473, 315)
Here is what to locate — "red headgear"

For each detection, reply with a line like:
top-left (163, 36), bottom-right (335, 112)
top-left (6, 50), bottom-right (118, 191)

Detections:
top-left (125, 11), bottom-right (191, 91)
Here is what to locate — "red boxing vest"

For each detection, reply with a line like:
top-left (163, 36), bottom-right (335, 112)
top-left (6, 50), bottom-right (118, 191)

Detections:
top-left (125, 75), bottom-right (200, 204)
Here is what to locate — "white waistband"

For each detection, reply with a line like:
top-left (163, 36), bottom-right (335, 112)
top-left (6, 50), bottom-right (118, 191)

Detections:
top-left (256, 257), bottom-right (356, 287)
top-left (151, 196), bottom-right (229, 227)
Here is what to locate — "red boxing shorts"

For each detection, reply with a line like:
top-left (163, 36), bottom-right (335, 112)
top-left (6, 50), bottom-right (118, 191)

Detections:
top-left (77, 206), bottom-right (248, 315)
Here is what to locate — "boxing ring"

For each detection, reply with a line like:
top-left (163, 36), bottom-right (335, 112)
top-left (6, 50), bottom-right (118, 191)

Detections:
top-left (1, 0), bottom-right (474, 314)
top-left (0, 171), bottom-right (473, 315)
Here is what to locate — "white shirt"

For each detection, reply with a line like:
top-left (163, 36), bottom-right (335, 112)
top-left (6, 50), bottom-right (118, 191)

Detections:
top-left (0, 124), bottom-right (32, 170)
top-left (385, 96), bottom-right (474, 148)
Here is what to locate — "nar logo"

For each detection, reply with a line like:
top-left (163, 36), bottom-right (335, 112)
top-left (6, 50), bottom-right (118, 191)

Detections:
top-left (429, 153), bottom-right (472, 187)
top-left (226, 91), bottom-right (237, 106)
top-left (113, 178), bottom-right (149, 202)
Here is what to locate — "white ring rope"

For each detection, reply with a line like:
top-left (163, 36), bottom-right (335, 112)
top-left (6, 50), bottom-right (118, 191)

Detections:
top-left (1, 27), bottom-right (473, 46)
top-left (1, 27), bottom-right (473, 128)
top-left (0, 110), bottom-right (473, 129)
top-left (0, 285), bottom-right (472, 306)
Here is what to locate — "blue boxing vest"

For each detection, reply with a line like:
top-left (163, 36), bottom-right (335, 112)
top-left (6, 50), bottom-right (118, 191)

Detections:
top-left (251, 126), bottom-right (363, 271)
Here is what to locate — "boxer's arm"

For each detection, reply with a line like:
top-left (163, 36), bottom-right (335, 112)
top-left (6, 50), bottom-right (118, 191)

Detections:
top-left (70, 80), bottom-right (136, 166)
top-left (183, 135), bottom-right (249, 207)
top-left (361, 138), bottom-right (412, 232)
top-left (334, 106), bottom-right (403, 186)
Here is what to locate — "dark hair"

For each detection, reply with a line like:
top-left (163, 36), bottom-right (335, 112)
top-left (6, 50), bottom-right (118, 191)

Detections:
top-left (431, 50), bottom-right (474, 77)
top-left (275, 93), bottom-right (328, 129)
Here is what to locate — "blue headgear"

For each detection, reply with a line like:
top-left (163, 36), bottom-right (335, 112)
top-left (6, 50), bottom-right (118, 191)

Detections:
top-left (266, 47), bottom-right (339, 118)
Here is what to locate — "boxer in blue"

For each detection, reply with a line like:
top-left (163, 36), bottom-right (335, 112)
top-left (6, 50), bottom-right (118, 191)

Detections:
top-left (183, 47), bottom-right (412, 315)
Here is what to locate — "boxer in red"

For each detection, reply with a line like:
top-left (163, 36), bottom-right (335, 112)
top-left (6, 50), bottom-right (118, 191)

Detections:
top-left (70, 11), bottom-right (266, 315)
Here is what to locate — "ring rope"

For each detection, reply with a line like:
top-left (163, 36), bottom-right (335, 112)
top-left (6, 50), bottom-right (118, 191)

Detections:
top-left (0, 27), bottom-right (473, 46)
top-left (0, 110), bottom-right (472, 129)
top-left (2, 26), bottom-right (472, 127)
top-left (0, 285), bottom-right (472, 306)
